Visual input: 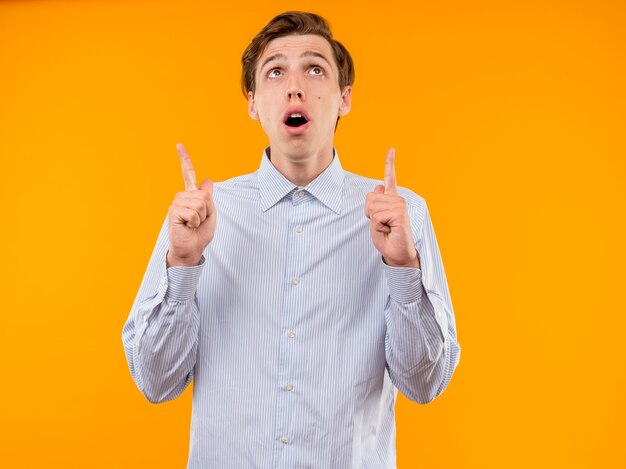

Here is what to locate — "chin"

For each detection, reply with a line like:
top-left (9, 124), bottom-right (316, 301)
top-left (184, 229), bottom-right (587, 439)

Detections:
top-left (282, 138), bottom-right (314, 158)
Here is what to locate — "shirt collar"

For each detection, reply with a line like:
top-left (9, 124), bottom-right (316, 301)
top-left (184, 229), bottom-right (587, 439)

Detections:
top-left (257, 147), bottom-right (345, 214)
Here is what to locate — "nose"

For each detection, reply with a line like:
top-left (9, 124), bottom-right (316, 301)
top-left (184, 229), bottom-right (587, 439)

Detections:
top-left (286, 86), bottom-right (305, 101)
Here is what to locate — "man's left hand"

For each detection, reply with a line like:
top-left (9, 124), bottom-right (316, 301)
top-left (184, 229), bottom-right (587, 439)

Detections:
top-left (365, 148), bottom-right (421, 269)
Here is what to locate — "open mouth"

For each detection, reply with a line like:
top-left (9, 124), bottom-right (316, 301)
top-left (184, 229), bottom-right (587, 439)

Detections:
top-left (284, 113), bottom-right (309, 128)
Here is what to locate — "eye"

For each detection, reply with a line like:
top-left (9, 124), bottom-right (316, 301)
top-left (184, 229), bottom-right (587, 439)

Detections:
top-left (267, 68), bottom-right (282, 78)
top-left (308, 66), bottom-right (324, 76)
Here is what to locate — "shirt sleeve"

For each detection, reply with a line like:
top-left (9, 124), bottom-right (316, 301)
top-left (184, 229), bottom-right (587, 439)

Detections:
top-left (121, 216), bottom-right (205, 403)
top-left (382, 197), bottom-right (461, 404)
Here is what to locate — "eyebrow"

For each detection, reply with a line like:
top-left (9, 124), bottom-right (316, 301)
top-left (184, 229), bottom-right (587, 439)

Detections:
top-left (260, 51), bottom-right (333, 71)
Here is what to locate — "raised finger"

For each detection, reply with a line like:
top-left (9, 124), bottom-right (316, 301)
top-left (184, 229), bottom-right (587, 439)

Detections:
top-left (176, 143), bottom-right (197, 191)
top-left (384, 147), bottom-right (397, 195)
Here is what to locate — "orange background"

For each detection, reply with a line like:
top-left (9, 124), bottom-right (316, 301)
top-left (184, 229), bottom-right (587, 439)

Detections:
top-left (1, 0), bottom-right (624, 467)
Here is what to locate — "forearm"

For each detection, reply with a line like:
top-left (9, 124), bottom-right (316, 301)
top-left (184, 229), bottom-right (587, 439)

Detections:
top-left (383, 263), bottom-right (460, 404)
top-left (124, 288), bottom-right (200, 403)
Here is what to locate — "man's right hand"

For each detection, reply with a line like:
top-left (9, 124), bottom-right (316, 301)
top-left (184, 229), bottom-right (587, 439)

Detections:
top-left (166, 143), bottom-right (216, 267)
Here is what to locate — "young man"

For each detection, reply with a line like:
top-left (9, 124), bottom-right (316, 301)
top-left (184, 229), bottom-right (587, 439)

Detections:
top-left (123, 11), bottom-right (460, 468)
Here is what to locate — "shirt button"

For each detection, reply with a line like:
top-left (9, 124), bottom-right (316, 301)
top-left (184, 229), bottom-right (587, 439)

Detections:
top-left (437, 310), bottom-right (443, 319)
top-left (281, 436), bottom-right (289, 444)
top-left (290, 278), bottom-right (299, 285)
top-left (160, 277), bottom-right (167, 286)
top-left (285, 384), bottom-right (293, 391)
top-left (295, 225), bottom-right (303, 233)
top-left (297, 190), bottom-right (305, 198)
top-left (143, 314), bottom-right (148, 322)
top-left (287, 330), bottom-right (296, 338)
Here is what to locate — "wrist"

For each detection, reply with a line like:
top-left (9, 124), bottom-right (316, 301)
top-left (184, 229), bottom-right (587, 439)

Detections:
top-left (166, 250), bottom-right (202, 268)
top-left (383, 250), bottom-right (421, 269)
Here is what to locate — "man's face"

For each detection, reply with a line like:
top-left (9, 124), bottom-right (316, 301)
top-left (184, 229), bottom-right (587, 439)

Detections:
top-left (248, 34), bottom-right (351, 160)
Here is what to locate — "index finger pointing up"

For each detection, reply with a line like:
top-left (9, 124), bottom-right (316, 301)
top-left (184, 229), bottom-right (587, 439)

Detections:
top-left (384, 147), bottom-right (398, 195)
top-left (176, 143), bottom-right (197, 191)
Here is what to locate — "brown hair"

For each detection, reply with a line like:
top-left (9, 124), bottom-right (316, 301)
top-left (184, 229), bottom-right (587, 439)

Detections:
top-left (241, 11), bottom-right (355, 97)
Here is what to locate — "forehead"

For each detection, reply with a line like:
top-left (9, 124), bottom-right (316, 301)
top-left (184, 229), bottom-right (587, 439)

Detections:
top-left (258, 34), bottom-right (336, 69)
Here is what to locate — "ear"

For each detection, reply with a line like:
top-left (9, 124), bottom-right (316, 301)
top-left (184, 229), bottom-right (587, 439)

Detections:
top-left (338, 86), bottom-right (352, 117)
top-left (248, 91), bottom-right (259, 121)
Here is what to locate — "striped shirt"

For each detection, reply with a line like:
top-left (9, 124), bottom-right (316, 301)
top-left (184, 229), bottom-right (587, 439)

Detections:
top-left (122, 148), bottom-right (460, 468)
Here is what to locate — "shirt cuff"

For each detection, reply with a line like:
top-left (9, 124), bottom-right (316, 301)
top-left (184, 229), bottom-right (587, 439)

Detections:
top-left (161, 255), bottom-right (206, 302)
top-left (382, 259), bottom-right (423, 304)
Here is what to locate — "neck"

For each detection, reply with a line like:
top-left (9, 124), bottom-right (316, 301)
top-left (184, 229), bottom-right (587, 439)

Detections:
top-left (268, 145), bottom-right (334, 186)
